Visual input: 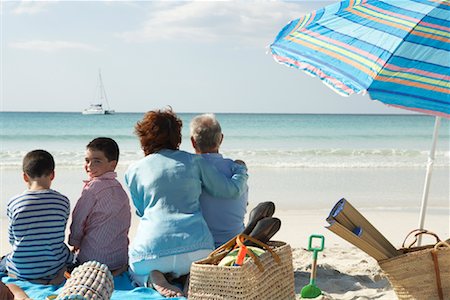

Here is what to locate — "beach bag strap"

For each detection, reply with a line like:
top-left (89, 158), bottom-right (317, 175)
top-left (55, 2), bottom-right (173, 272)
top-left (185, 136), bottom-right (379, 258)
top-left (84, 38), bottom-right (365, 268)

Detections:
top-left (209, 236), bottom-right (241, 257)
top-left (401, 229), bottom-right (441, 249)
top-left (235, 234), bottom-right (281, 271)
top-left (237, 234), bottom-right (281, 262)
top-left (431, 241), bottom-right (450, 300)
top-left (208, 234), bottom-right (281, 272)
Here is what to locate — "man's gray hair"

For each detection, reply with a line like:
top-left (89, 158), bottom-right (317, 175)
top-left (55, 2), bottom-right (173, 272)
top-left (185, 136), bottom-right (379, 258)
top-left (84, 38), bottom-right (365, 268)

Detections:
top-left (190, 114), bottom-right (222, 152)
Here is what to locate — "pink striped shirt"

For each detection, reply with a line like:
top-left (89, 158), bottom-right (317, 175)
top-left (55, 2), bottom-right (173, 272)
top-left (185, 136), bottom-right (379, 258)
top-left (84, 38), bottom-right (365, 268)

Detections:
top-left (69, 172), bottom-right (131, 270)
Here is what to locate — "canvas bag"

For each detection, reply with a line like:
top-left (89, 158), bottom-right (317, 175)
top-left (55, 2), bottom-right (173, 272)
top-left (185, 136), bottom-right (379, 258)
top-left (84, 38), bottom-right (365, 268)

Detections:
top-left (188, 234), bottom-right (295, 300)
top-left (379, 230), bottom-right (450, 300)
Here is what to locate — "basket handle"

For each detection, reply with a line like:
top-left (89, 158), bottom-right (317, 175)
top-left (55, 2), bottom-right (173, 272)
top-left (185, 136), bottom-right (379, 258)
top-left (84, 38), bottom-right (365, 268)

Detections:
top-left (401, 229), bottom-right (441, 249)
top-left (431, 241), bottom-right (449, 300)
top-left (434, 241), bottom-right (450, 250)
top-left (235, 235), bottom-right (264, 271)
top-left (236, 234), bottom-right (281, 271)
top-left (208, 235), bottom-right (242, 258)
top-left (209, 234), bottom-right (281, 272)
top-left (235, 234), bottom-right (281, 272)
top-left (238, 234), bottom-right (280, 262)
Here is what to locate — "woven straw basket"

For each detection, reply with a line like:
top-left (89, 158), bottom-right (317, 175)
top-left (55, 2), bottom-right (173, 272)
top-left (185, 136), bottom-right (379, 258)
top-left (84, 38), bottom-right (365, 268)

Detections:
top-left (189, 234), bottom-right (295, 300)
top-left (379, 230), bottom-right (450, 300)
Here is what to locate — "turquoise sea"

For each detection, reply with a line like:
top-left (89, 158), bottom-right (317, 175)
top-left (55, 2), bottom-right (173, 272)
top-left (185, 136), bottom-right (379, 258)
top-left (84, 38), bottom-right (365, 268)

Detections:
top-left (1, 112), bottom-right (449, 169)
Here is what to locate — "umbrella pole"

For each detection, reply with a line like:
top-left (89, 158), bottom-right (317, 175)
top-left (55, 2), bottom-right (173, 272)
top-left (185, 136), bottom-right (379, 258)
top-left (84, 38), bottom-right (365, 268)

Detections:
top-left (417, 116), bottom-right (441, 246)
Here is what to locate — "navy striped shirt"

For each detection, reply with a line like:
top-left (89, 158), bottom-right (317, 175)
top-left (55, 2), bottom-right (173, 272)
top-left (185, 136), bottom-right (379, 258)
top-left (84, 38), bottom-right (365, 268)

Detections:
top-left (7, 189), bottom-right (72, 280)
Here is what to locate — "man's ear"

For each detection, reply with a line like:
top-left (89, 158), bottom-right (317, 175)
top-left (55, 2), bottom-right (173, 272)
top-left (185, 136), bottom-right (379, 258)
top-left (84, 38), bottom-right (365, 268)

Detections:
top-left (190, 136), bottom-right (197, 149)
top-left (219, 133), bottom-right (224, 146)
top-left (49, 171), bottom-right (55, 180)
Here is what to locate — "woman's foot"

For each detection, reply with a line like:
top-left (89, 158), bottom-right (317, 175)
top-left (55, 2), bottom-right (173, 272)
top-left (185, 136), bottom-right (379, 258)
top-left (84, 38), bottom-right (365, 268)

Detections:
top-left (149, 270), bottom-right (184, 298)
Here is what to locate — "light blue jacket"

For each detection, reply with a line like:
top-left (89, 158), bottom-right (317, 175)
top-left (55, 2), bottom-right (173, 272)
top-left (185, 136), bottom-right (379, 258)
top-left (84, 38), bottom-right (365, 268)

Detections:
top-left (199, 153), bottom-right (248, 248)
top-left (125, 149), bottom-right (248, 263)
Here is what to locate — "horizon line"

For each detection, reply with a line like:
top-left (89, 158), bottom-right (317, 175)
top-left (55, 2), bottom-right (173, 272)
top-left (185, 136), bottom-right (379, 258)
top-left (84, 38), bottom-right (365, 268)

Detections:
top-left (0, 110), bottom-right (423, 116)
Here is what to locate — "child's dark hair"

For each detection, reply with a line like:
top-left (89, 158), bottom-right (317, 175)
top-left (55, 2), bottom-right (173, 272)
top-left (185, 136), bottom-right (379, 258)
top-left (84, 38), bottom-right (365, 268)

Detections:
top-left (87, 137), bottom-right (120, 162)
top-left (23, 150), bottom-right (55, 178)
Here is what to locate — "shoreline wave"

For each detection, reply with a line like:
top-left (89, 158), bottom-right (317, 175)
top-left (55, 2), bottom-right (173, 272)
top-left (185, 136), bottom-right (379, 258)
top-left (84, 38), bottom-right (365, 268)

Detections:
top-left (1, 148), bottom-right (448, 169)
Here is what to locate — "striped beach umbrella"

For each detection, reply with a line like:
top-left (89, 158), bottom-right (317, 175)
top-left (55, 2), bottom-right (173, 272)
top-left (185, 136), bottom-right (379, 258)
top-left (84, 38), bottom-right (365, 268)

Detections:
top-left (270, 0), bottom-right (449, 243)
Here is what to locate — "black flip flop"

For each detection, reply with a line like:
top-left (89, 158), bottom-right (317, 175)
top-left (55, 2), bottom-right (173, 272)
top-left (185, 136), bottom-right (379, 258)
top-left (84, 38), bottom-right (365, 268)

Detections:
top-left (246, 217), bottom-right (281, 246)
top-left (242, 201), bottom-right (275, 235)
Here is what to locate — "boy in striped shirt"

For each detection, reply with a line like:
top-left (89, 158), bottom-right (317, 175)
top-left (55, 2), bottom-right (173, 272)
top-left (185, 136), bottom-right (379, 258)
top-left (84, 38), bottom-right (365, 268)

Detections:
top-left (6, 150), bottom-right (72, 284)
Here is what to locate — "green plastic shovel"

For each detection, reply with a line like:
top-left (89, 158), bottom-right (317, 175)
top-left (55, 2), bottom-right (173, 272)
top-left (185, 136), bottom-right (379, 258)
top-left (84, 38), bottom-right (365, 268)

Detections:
top-left (301, 234), bottom-right (325, 298)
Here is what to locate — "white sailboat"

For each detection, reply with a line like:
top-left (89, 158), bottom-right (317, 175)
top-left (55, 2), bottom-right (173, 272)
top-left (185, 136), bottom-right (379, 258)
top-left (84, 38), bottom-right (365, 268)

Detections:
top-left (82, 70), bottom-right (115, 115)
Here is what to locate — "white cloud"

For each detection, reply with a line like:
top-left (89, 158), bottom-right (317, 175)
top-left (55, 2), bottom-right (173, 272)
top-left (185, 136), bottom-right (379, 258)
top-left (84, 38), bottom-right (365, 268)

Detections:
top-left (12, 0), bottom-right (56, 15)
top-left (9, 40), bottom-right (101, 52)
top-left (119, 1), bottom-right (311, 45)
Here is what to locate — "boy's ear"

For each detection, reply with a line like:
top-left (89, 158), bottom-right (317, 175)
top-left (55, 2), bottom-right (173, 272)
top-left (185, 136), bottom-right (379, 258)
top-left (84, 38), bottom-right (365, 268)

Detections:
top-left (49, 171), bottom-right (55, 180)
top-left (110, 160), bottom-right (118, 170)
top-left (23, 172), bottom-right (30, 183)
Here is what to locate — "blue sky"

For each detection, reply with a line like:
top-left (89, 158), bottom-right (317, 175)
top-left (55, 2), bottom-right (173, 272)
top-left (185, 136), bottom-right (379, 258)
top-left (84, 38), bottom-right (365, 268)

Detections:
top-left (1, 0), bottom-right (406, 114)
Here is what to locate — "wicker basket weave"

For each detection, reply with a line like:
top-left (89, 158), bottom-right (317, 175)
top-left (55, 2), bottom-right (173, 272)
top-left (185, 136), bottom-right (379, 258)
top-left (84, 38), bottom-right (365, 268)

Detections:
top-left (379, 231), bottom-right (450, 300)
top-left (189, 235), bottom-right (295, 300)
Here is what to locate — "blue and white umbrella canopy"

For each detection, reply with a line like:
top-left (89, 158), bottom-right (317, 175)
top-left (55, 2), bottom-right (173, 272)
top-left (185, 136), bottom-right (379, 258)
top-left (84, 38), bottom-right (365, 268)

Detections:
top-left (270, 0), bottom-right (449, 240)
top-left (271, 0), bottom-right (450, 118)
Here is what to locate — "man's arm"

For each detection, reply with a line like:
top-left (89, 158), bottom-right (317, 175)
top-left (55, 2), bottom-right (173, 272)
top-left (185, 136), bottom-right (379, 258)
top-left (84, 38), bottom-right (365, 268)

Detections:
top-left (198, 156), bottom-right (248, 199)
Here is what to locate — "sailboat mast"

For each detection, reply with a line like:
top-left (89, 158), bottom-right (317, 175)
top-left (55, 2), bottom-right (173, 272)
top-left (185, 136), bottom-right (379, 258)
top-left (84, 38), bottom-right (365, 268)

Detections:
top-left (98, 70), bottom-right (111, 110)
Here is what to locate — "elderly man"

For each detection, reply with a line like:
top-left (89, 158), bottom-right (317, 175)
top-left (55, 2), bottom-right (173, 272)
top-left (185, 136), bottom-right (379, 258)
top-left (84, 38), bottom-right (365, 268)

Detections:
top-left (190, 114), bottom-right (248, 248)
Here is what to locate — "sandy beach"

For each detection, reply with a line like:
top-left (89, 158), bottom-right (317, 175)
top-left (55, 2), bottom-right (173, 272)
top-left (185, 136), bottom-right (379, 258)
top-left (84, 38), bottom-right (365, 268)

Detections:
top-left (1, 165), bottom-right (448, 299)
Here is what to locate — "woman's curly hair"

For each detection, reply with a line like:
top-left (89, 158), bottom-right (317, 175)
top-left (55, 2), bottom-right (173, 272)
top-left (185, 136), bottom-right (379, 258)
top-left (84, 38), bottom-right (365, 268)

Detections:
top-left (135, 108), bottom-right (182, 155)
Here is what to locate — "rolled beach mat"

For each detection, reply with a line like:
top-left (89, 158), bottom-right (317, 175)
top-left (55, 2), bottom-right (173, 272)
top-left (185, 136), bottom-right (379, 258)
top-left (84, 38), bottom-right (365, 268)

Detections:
top-left (56, 261), bottom-right (114, 300)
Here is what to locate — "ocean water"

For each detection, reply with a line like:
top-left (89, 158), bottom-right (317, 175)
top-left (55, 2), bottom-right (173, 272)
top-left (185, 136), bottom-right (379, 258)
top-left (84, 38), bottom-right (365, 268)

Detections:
top-left (1, 112), bottom-right (449, 169)
top-left (1, 113), bottom-right (449, 253)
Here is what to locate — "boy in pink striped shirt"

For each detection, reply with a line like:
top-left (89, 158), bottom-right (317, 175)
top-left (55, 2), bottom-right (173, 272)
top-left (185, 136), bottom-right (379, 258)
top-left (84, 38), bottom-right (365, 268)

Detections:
top-left (69, 137), bottom-right (131, 275)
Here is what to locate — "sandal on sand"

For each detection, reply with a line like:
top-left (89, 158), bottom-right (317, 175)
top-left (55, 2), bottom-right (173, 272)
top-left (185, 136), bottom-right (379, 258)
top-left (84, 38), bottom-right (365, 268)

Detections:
top-left (245, 217), bottom-right (281, 246)
top-left (242, 202), bottom-right (275, 235)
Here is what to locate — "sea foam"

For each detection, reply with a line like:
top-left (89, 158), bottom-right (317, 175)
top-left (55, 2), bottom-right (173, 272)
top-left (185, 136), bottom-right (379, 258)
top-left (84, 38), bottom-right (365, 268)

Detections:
top-left (1, 149), bottom-right (448, 169)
